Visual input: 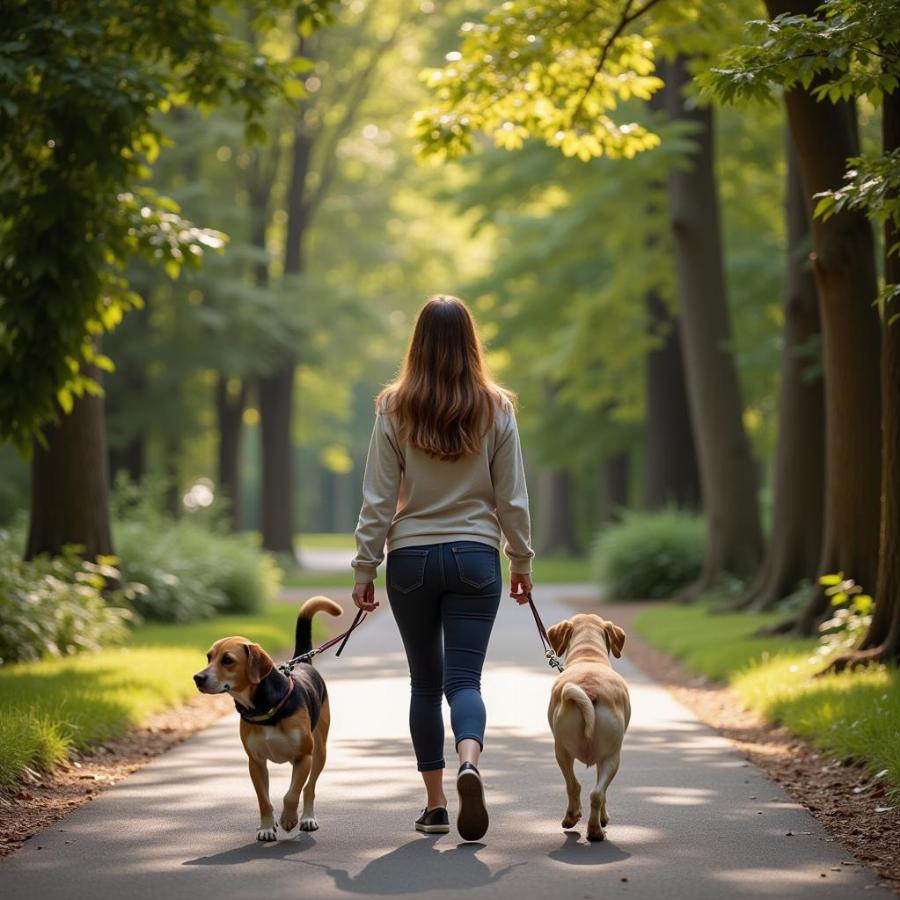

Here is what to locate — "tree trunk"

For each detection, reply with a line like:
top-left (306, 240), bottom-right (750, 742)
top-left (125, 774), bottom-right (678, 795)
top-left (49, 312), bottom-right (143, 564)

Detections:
top-left (216, 375), bottom-right (246, 532)
top-left (828, 64), bottom-right (900, 667)
top-left (106, 297), bottom-right (148, 486)
top-left (536, 468), bottom-right (580, 555)
top-left (662, 56), bottom-right (763, 594)
top-left (735, 136), bottom-right (825, 612)
top-left (26, 365), bottom-right (113, 560)
top-left (259, 364), bottom-right (296, 554)
top-left (642, 290), bottom-right (700, 510)
top-left (763, 2), bottom-right (882, 636)
top-left (257, 113), bottom-right (313, 556)
top-left (333, 469), bottom-right (356, 533)
top-left (163, 435), bottom-right (181, 518)
top-left (604, 452), bottom-right (630, 522)
top-left (108, 435), bottom-right (145, 487)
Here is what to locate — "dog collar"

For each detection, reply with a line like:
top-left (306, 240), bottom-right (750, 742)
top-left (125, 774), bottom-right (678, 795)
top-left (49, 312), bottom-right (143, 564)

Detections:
top-left (236, 677), bottom-right (296, 725)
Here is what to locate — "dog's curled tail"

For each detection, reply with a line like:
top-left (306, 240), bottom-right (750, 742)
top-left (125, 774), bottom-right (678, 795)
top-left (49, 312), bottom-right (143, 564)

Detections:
top-left (294, 596), bottom-right (344, 658)
top-left (560, 682), bottom-right (595, 740)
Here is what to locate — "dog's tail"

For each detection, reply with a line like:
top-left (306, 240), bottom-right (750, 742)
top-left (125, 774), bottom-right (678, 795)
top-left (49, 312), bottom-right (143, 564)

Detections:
top-left (560, 682), bottom-right (595, 740)
top-left (294, 596), bottom-right (343, 659)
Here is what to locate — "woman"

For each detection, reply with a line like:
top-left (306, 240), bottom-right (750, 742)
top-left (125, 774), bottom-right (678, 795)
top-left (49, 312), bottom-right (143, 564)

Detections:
top-left (351, 295), bottom-right (534, 842)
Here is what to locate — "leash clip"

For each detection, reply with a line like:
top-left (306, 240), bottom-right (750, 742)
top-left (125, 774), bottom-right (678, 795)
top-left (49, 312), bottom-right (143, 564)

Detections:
top-left (545, 648), bottom-right (565, 673)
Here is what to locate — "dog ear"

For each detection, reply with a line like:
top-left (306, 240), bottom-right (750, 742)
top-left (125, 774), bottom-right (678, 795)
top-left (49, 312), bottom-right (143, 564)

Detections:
top-left (547, 619), bottom-right (573, 657)
top-left (603, 621), bottom-right (626, 659)
top-left (244, 643), bottom-right (274, 685)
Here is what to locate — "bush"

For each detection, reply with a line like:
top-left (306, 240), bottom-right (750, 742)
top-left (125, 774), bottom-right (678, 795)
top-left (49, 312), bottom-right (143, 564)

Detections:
top-left (113, 513), bottom-right (281, 623)
top-left (591, 508), bottom-right (705, 600)
top-left (0, 532), bottom-right (133, 665)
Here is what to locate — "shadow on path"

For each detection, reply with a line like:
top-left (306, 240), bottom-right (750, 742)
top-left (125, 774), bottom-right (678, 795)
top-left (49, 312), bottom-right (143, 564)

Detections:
top-left (183, 834), bottom-right (318, 866)
top-left (548, 831), bottom-right (631, 866)
top-left (302, 837), bottom-right (526, 894)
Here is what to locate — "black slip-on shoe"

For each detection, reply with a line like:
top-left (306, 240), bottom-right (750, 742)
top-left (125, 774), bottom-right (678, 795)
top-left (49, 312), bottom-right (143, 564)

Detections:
top-left (456, 762), bottom-right (488, 842)
top-left (415, 806), bottom-right (450, 834)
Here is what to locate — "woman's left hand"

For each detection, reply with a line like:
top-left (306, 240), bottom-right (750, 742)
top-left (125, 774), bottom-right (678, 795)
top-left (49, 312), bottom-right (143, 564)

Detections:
top-left (352, 581), bottom-right (379, 612)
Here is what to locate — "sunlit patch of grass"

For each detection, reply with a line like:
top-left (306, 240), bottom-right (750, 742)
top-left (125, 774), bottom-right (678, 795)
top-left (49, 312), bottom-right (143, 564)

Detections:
top-left (635, 603), bottom-right (900, 798)
top-left (633, 604), bottom-right (813, 681)
top-left (0, 604), bottom-right (310, 790)
top-left (735, 655), bottom-right (900, 798)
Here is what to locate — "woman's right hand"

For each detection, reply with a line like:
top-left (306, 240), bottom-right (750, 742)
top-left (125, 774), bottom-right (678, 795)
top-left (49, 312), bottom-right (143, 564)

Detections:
top-left (509, 573), bottom-right (533, 605)
top-left (352, 581), bottom-right (379, 612)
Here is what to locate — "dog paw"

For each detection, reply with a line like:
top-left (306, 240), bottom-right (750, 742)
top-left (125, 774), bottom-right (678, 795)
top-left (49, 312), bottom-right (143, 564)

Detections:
top-left (279, 810), bottom-right (299, 833)
top-left (561, 810), bottom-right (582, 829)
top-left (257, 825), bottom-right (277, 842)
top-left (586, 824), bottom-right (606, 842)
top-left (299, 816), bottom-right (319, 832)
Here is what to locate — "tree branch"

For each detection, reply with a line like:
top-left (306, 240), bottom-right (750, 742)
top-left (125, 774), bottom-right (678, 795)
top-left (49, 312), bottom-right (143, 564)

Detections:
top-left (569, 0), bottom-right (667, 125)
top-left (301, 14), bottom-right (406, 221)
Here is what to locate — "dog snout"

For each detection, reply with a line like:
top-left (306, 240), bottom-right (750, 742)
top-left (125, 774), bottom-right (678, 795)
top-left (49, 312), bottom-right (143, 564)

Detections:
top-left (193, 671), bottom-right (208, 687)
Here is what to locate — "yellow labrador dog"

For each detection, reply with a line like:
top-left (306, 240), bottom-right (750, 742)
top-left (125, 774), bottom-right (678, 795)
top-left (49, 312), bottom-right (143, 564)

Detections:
top-left (546, 614), bottom-right (631, 841)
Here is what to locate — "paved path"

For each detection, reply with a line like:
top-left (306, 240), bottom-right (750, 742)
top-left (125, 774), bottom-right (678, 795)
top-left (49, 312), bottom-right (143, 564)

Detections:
top-left (1, 587), bottom-right (891, 899)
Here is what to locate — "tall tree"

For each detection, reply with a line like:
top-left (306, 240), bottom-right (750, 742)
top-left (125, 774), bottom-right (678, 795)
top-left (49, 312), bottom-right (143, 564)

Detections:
top-left (735, 139), bottom-right (825, 611)
top-left (417, 1), bottom-right (765, 591)
top-left (661, 56), bottom-right (763, 590)
top-left (257, 10), bottom-right (406, 553)
top-left (706, 0), bottom-right (884, 634)
top-left (0, 0), bottom-right (330, 557)
top-left (642, 294), bottom-right (700, 510)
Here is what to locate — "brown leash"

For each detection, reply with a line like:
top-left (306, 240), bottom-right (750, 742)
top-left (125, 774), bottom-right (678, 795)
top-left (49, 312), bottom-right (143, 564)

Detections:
top-left (278, 608), bottom-right (367, 675)
top-left (524, 592), bottom-right (564, 672)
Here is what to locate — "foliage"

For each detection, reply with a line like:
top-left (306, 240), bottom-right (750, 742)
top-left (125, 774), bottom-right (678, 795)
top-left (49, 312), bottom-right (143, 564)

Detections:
top-left (591, 508), bottom-right (705, 599)
top-left (701, 0), bottom-right (900, 316)
top-left (415, 0), bottom-right (763, 162)
top-left (700, 1), bottom-right (900, 107)
top-left (0, 603), bottom-right (304, 788)
top-left (0, 532), bottom-right (134, 665)
top-left (0, 0), bottom-right (333, 448)
top-left (113, 508), bottom-right (281, 622)
top-left (634, 603), bottom-right (900, 797)
top-left (815, 573), bottom-right (874, 657)
top-left (414, 0), bottom-right (664, 162)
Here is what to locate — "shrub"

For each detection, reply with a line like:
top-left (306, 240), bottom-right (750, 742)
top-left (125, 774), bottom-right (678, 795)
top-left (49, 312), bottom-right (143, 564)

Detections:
top-left (0, 532), bottom-right (134, 665)
top-left (591, 508), bottom-right (705, 600)
top-left (113, 514), bottom-right (281, 622)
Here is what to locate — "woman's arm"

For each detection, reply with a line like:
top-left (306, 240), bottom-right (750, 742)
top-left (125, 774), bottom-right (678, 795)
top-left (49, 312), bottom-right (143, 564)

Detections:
top-left (490, 407), bottom-right (535, 586)
top-left (351, 411), bottom-right (403, 586)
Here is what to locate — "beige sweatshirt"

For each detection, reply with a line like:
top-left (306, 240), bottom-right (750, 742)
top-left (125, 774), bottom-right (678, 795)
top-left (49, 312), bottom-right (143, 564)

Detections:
top-left (351, 401), bottom-right (534, 584)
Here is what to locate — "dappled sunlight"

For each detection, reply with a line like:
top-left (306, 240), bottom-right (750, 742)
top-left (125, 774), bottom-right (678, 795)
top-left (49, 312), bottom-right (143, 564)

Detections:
top-left (627, 786), bottom-right (718, 806)
top-left (3, 591), bottom-right (889, 898)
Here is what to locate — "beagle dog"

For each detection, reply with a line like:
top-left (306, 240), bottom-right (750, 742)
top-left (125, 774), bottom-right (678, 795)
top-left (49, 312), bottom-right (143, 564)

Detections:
top-left (546, 613), bottom-right (631, 842)
top-left (194, 595), bottom-right (342, 841)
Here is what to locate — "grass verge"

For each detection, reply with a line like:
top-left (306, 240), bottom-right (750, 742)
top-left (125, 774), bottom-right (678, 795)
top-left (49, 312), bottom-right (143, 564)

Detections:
top-left (634, 604), bottom-right (900, 799)
top-left (287, 532), bottom-right (592, 587)
top-left (0, 603), bottom-right (308, 790)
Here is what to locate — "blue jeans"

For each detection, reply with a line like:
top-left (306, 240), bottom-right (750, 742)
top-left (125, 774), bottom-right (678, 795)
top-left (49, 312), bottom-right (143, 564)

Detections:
top-left (386, 541), bottom-right (502, 772)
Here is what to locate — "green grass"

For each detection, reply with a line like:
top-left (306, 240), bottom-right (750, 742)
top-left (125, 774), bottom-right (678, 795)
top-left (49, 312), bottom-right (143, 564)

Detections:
top-left (285, 535), bottom-right (592, 587)
top-left (634, 603), bottom-right (900, 798)
top-left (533, 555), bottom-right (591, 583)
top-left (0, 603), bottom-right (309, 790)
top-left (282, 569), bottom-right (354, 588)
top-left (633, 604), bottom-right (814, 681)
top-left (295, 532), bottom-right (356, 550)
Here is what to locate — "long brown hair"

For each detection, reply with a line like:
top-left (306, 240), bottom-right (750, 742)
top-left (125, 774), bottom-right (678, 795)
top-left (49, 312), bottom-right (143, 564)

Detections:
top-left (378, 295), bottom-right (514, 461)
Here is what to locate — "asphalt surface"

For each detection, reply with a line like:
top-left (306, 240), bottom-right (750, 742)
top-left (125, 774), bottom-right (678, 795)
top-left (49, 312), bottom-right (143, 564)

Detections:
top-left (1, 585), bottom-right (892, 899)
